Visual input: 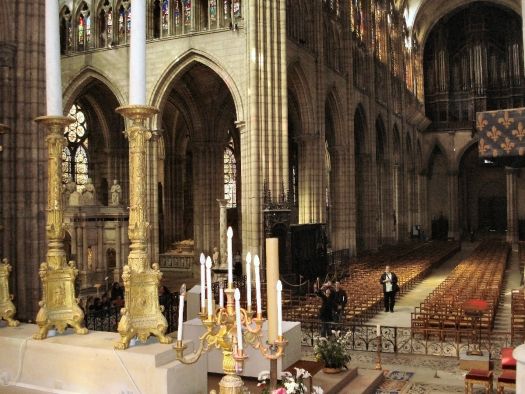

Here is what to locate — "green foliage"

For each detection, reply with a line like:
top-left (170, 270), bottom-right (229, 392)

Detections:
top-left (313, 330), bottom-right (352, 369)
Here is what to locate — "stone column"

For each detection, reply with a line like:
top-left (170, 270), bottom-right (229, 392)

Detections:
top-left (97, 221), bottom-right (104, 271)
top-left (393, 163), bottom-right (401, 242)
top-left (448, 170), bottom-right (460, 240)
top-left (76, 223), bottom-right (83, 271)
top-left (114, 219), bottom-right (121, 283)
top-left (82, 215), bottom-right (88, 271)
top-left (217, 198), bottom-right (229, 268)
top-left (506, 167), bottom-right (519, 248)
top-left (418, 170), bottom-right (429, 237)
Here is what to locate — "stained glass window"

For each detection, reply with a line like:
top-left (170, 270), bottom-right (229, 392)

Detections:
top-left (175, 0), bottom-right (181, 27)
top-left (162, 0), bottom-right (169, 34)
top-left (119, 5), bottom-right (126, 43)
top-left (63, 104), bottom-right (90, 190)
top-left (224, 136), bottom-right (237, 208)
top-left (183, 0), bottom-right (191, 26)
top-left (107, 9), bottom-right (113, 44)
top-left (78, 15), bottom-right (85, 48)
top-left (232, 0), bottom-right (241, 18)
top-left (224, 0), bottom-right (231, 20)
top-left (351, 0), bottom-right (364, 40)
top-left (210, 0), bottom-right (217, 22)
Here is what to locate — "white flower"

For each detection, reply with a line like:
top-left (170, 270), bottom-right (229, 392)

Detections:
top-left (312, 386), bottom-right (324, 394)
top-left (284, 381), bottom-right (299, 392)
top-left (294, 367), bottom-right (311, 379)
top-left (279, 371), bottom-right (293, 379)
top-left (258, 370), bottom-right (270, 381)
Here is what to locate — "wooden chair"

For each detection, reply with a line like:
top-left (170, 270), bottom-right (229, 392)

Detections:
top-left (464, 369), bottom-right (493, 394)
top-left (496, 370), bottom-right (515, 394)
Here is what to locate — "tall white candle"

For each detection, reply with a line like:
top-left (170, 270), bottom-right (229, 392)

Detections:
top-left (206, 256), bottom-right (213, 319)
top-left (227, 227), bottom-right (233, 285)
top-left (276, 280), bottom-right (283, 337)
top-left (219, 282), bottom-right (224, 308)
top-left (200, 253), bottom-right (205, 311)
top-left (177, 284), bottom-right (186, 341)
top-left (254, 255), bottom-right (262, 315)
top-left (129, 0), bottom-right (146, 104)
top-left (234, 288), bottom-right (243, 351)
top-left (45, 0), bottom-right (63, 116)
top-left (246, 252), bottom-right (252, 311)
top-left (376, 324), bottom-right (381, 337)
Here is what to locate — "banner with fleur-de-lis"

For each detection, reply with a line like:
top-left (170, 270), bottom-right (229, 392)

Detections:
top-left (476, 109), bottom-right (525, 158)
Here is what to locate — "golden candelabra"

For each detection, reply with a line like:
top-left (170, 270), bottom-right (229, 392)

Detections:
top-left (0, 259), bottom-right (19, 327)
top-left (33, 116), bottom-right (87, 339)
top-left (114, 105), bottom-right (171, 350)
top-left (174, 284), bottom-right (287, 394)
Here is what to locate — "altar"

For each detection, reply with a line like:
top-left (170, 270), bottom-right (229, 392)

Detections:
top-left (0, 324), bottom-right (206, 394)
top-left (183, 318), bottom-right (302, 378)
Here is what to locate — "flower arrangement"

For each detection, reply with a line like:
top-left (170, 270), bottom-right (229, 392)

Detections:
top-left (313, 330), bottom-right (352, 370)
top-left (257, 368), bottom-right (323, 394)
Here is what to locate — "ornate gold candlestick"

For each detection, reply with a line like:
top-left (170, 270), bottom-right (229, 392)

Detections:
top-left (33, 116), bottom-right (87, 339)
top-left (174, 285), bottom-right (287, 394)
top-left (0, 259), bottom-right (19, 327)
top-left (114, 105), bottom-right (171, 349)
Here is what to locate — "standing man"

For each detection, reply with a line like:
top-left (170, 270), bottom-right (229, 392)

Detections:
top-left (379, 265), bottom-right (398, 312)
top-left (333, 281), bottom-right (347, 322)
top-left (314, 283), bottom-right (335, 337)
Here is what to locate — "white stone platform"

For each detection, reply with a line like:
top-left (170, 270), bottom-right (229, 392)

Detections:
top-left (0, 324), bottom-right (206, 394)
top-left (183, 318), bottom-right (301, 378)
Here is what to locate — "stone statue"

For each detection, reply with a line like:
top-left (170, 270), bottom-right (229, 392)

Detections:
top-left (82, 178), bottom-right (96, 205)
top-left (69, 189), bottom-right (81, 206)
top-left (212, 246), bottom-right (219, 267)
top-left (63, 177), bottom-right (76, 205)
top-left (109, 179), bottom-right (122, 206)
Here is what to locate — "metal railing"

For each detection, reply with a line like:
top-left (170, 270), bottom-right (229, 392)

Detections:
top-left (300, 320), bottom-right (513, 359)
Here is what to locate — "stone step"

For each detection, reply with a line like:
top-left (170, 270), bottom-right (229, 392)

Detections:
top-left (312, 367), bottom-right (384, 394)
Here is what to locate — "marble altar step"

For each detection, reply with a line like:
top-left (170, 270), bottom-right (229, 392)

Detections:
top-left (312, 367), bottom-right (383, 394)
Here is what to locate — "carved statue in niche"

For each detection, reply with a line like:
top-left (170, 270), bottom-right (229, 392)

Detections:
top-left (82, 178), bottom-right (96, 205)
top-left (212, 246), bottom-right (219, 267)
top-left (87, 246), bottom-right (95, 271)
top-left (63, 177), bottom-right (76, 205)
top-left (109, 179), bottom-right (122, 206)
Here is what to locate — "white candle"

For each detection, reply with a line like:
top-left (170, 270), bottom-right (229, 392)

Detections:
top-left (246, 252), bottom-right (252, 311)
top-left (200, 253), bottom-right (205, 311)
top-left (129, 0), bottom-right (146, 104)
top-left (206, 256), bottom-right (213, 319)
top-left (276, 280), bottom-right (283, 337)
top-left (177, 284), bottom-right (186, 341)
top-left (227, 227), bottom-right (233, 285)
top-left (254, 255), bottom-right (262, 315)
top-left (45, 0), bottom-right (63, 116)
top-left (376, 324), bottom-right (381, 337)
top-left (234, 288), bottom-right (243, 351)
top-left (219, 282), bottom-right (224, 308)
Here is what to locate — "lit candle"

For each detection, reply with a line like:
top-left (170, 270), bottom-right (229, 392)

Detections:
top-left (177, 284), bottom-right (186, 341)
top-left (200, 253), bottom-right (205, 312)
top-left (376, 324), bottom-right (381, 337)
top-left (276, 280), bottom-right (283, 337)
top-left (45, 0), bottom-right (63, 116)
top-left (254, 255), bottom-right (262, 316)
top-left (234, 288), bottom-right (243, 351)
top-left (129, 0), bottom-right (146, 104)
top-left (219, 281), bottom-right (224, 308)
top-left (227, 227), bottom-right (233, 285)
top-left (246, 252), bottom-right (252, 311)
top-left (206, 256), bottom-right (213, 319)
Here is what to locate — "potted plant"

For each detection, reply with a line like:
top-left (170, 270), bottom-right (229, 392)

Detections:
top-left (257, 368), bottom-right (324, 394)
top-left (313, 330), bottom-right (352, 373)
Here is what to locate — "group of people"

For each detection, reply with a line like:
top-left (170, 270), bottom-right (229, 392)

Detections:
top-left (315, 266), bottom-right (399, 337)
top-left (314, 280), bottom-right (348, 337)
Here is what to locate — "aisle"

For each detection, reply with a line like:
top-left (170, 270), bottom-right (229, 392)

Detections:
top-left (493, 246), bottom-right (521, 330)
top-left (366, 241), bottom-right (479, 328)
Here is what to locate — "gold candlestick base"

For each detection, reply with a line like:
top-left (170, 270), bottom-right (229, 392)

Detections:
top-left (0, 259), bottom-right (19, 327)
top-left (33, 115), bottom-right (87, 339)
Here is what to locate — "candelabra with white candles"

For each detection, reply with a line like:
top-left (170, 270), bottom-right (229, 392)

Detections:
top-left (174, 227), bottom-right (287, 394)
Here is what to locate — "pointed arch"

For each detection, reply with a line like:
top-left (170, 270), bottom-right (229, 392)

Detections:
top-left (151, 49), bottom-right (244, 124)
top-left (287, 60), bottom-right (315, 136)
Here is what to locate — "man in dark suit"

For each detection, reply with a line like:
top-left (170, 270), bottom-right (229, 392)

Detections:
top-left (379, 265), bottom-right (398, 312)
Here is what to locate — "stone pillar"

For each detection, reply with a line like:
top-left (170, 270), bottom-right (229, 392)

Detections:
top-left (217, 198), bottom-right (229, 268)
top-left (418, 170), bottom-right (429, 237)
top-left (393, 163), bottom-right (401, 242)
top-left (114, 219), bottom-right (121, 283)
top-left (76, 223), bottom-right (83, 271)
top-left (82, 215), bottom-right (88, 271)
top-left (448, 170), bottom-right (460, 240)
top-left (97, 221), bottom-right (104, 271)
top-left (506, 167), bottom-right (519, 248)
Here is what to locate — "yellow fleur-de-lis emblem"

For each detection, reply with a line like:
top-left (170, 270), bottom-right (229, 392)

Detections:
top-left (476, 113), bottom-right (488, 132)
top-left (512, 121), bottom-right (525, 141)
top-left (478, 138), bottom-right (490, 155)
top-left (498, 111), bottom-right (514, 128)
top-left (501, 137), bottom-right (515, 154)
top-left (487, 126), bottom-right (502, 142)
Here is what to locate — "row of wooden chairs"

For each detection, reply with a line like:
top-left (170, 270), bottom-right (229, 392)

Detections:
top-left (283, 241), bottom-right (460, 324)
top-left (412, 240), bottom-right (509, 334)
